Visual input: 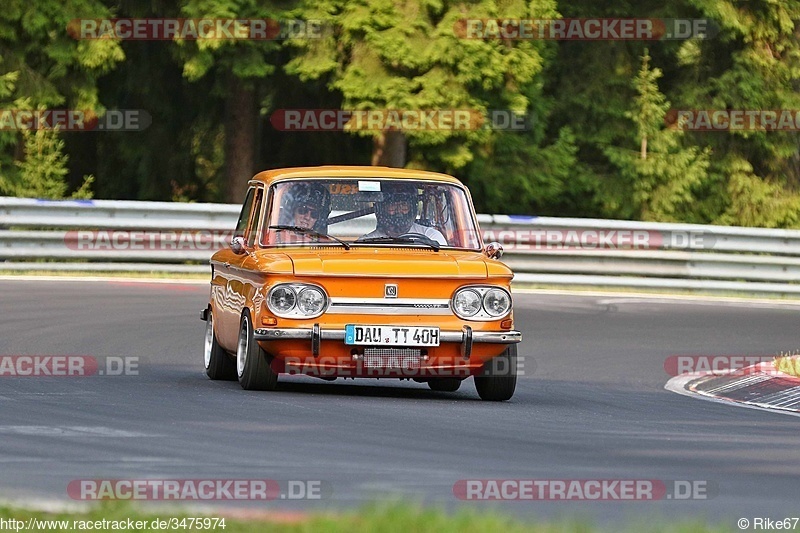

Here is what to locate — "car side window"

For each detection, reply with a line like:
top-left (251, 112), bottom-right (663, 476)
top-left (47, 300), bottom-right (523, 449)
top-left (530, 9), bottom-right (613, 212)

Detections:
top-left (234, 188), bottom-right (255, 239)
top-left (246, 188), bottom-right (264, 247)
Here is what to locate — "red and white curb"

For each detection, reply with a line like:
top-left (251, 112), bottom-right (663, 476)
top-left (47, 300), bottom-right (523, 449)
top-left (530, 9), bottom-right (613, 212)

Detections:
top-left (665, 361), bottom-right (800, 418)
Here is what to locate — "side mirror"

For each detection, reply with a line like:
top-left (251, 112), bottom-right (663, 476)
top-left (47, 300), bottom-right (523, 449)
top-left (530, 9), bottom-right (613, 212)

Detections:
top-left (484, 241), bottom-right (503, 259)
top-left (230, 236), bottom-right (247, 255)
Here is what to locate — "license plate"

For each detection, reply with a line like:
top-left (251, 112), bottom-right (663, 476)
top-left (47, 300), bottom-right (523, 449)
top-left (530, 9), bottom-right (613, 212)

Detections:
top-left (345, 325), bottom-right (440, 346)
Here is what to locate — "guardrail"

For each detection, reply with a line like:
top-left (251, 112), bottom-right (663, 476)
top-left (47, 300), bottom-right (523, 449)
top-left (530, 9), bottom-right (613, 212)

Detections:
top-left (2, 196), bottom-right (799, 295)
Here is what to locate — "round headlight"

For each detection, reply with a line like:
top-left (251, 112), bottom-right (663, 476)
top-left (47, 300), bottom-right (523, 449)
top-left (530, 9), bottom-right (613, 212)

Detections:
top-left (483, 288), bottom-right (511, 317)
top-left (269, 286), bottom-right (296, 313)
top-left (297, 287), bottom-right (326, 315)
top-left (453, 289), bottom-right (482, 318)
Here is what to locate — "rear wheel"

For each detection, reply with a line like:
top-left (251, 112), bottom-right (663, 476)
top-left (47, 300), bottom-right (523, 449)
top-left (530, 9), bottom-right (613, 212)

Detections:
top-left (236, 313), bottom-right (279, 391)
top-left (203, 310), bottom-right (236, 380)
top-left (474, 344), bottom-right (517, 401)
top-left (427, 378), bottom-right (462, 392)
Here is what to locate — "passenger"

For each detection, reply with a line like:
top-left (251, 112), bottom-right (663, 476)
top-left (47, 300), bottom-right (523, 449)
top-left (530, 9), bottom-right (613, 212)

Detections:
top-left (360, 182), bottom-right (446, 245)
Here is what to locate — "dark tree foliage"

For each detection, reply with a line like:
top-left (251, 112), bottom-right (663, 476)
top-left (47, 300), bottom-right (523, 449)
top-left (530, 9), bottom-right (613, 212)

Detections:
top-left (0, 0), bottom-right (798, 227)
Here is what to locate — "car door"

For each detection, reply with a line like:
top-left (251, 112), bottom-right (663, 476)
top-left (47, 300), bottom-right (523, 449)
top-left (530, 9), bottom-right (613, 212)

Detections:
top-left (214, 186), bottom-right (264, 351)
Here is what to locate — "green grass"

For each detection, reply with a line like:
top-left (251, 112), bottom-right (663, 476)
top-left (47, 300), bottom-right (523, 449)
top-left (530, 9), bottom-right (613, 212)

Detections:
top-left (773, 353), bottom-right (800, 378)
top-left (0, 501), bottom-right (733, 532)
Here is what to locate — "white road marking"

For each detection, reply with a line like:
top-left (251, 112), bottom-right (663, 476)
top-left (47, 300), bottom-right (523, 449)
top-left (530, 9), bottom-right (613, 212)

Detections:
top-left (0, 426), bottom-right (157, 437)
top-left (665, 373), bottom-right (800, 419)
top-left (0, 275), bottom-right (207, 285)
top-left (704, 375), bottom-right (772, 394)
top-left (755, 387), bottom-right (800, 407)
top-left (0, 496), bottom-right (89, 514)
top-left (512, 288), bottom-right (800, 307)
top-left (598, 298), bottom-right (800, 310)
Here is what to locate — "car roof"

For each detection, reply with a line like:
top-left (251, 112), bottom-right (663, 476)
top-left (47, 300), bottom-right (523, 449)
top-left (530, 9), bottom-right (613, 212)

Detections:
top-left (249, 166), bottom-right (464, 187)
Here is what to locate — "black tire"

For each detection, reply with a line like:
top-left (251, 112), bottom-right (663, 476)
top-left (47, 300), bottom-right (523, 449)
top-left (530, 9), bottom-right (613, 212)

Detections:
top-left (474, 344), bottom-right (517, 401)
top-left (203, 310), bottom-right (237, 381)
top-left (236, 312), bottom-right (279, 391)
top-left (427, 378), bottom-right (462, 392)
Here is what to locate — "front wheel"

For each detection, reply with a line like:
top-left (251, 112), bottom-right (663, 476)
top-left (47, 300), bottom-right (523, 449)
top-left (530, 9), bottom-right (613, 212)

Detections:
top-left (474, 344), bottom-right (517, 401)
top-left (204, 310), bottom-right (237, 381)
top-left (236, 313), bottom-right (279, 391)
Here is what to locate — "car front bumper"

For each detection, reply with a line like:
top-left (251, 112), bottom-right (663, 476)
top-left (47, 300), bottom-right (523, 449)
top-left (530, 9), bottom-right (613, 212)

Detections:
top-left (253, 327), bottom-right (520, 343)
top-left (252, 325), bottom-right (521, 360)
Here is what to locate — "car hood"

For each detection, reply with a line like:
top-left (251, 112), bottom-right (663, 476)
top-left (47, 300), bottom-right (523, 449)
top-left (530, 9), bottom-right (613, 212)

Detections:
top-left (254, 248), bottom-right (512, 279)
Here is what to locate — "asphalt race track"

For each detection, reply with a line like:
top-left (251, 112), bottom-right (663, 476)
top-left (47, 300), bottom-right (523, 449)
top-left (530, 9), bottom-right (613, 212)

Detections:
top-left (1, 279), bottom-right (799, 526)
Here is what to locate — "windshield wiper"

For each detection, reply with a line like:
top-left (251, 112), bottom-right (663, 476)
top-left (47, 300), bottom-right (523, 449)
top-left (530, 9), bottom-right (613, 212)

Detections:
top-left (356, 234), bottom-right (440, 252)
top-left (269, 225), bottom-right (351, 250)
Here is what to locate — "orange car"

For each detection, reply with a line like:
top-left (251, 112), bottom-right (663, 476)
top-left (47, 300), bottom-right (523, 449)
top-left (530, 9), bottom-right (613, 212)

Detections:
top-left (201, 166), bottom-right (522, 400)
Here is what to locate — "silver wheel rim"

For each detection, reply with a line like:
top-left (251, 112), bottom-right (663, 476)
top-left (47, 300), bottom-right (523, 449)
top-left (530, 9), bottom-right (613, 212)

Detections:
top-left (203, 313), bottom-right (214, 369)
top-left (236, 317), bottom-right (248, 378)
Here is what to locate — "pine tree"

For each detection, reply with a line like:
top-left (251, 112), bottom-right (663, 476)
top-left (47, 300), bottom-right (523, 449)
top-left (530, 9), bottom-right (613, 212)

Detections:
top-left (603, 50), bottom-right (710, 221)
top-left (0, 0), bottom-right (119, 199)
top-left (1, 105), bottom-right (94, 199)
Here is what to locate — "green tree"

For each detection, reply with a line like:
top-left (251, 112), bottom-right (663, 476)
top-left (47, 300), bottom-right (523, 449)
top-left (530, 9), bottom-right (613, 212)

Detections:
top-left (0, 84), bottom-right (93, 200)
top-left (287, 0), bottom-right (557, 170)
top-left (177, 0), bottom-right (285, 201)
top-left (0, 0), bottom-right (122, 199)
top-left (0, 64), bottom-right (19, 182)
top-left (8, 117), bottom-right (94, 199)
top-left (464, 126), bottom-right (592, 216)
top-left (674, 0), bottom-right (800, 226)
top-left (603, 50), bottom-right (710, 221)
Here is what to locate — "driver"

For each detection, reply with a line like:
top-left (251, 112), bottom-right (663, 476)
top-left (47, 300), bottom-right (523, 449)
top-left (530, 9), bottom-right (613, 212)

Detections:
top-left (276, 182), bottom-right (332, 244)
top-left (287, 182), bottom-right (331, 232)
top-left (360, 182), bottom-right (446, 245)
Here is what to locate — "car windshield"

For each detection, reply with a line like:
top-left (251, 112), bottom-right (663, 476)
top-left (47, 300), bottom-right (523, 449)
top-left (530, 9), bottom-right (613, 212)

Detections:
top-left (260, 178), bottom-right (481, 250)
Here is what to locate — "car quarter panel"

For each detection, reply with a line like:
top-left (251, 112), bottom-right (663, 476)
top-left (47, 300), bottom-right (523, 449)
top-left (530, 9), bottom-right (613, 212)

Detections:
top-left (209, 250), bottom-right (293, 352)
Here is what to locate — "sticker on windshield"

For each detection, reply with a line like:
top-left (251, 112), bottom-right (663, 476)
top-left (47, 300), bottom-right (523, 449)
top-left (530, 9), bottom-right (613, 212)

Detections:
top-left (358, 181), bottom-right (381, 192)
